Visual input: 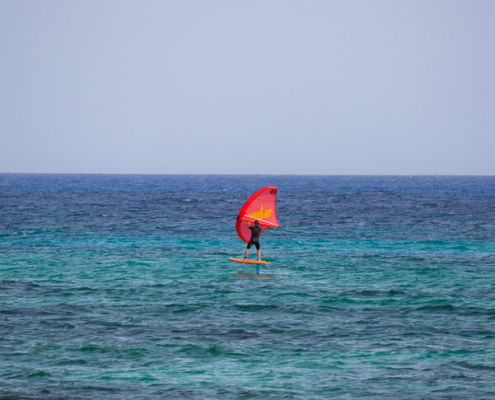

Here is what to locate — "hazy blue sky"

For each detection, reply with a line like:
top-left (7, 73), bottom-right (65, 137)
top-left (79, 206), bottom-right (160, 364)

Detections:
top-left (1, 1), bottom-right (494, 174)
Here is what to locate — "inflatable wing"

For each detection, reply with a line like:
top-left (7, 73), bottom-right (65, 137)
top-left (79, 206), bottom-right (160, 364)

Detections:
top-left (236, 186), bottom-right (279, 243)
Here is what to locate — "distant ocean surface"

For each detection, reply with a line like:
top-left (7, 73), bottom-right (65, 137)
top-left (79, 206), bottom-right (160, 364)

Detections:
top-left (1, 174), bottom-right (495, 399)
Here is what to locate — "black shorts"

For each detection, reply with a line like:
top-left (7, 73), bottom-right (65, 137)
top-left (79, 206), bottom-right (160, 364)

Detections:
top-left (247, 240), bottom-right (260, 250)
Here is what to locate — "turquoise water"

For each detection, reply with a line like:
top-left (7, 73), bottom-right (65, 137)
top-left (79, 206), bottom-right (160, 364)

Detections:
top-left (1, 175), bottom-right (495, 398)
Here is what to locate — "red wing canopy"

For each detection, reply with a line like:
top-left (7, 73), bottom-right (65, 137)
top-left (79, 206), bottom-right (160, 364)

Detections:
top-left (235, 186), bottom-right (279, 243)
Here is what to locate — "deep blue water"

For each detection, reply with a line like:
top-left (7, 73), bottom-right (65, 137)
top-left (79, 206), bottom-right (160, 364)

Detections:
top-left (1, 174), bottom-right (495, 399)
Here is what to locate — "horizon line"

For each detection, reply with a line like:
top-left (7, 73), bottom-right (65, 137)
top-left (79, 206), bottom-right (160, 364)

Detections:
top-left (1, 173), bottom-right (494, 177)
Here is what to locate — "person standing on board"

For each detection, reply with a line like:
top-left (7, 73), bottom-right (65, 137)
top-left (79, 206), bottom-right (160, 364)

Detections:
top-left (245, 220), bottom-right (262, 261)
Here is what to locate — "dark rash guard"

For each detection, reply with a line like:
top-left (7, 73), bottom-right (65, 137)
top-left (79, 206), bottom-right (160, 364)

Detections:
top-left (247, 225), bottom-right (262, 250)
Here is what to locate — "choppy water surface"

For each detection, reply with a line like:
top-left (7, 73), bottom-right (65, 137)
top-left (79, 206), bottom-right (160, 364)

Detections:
top-left (1, 174), bottom-right (495, 399)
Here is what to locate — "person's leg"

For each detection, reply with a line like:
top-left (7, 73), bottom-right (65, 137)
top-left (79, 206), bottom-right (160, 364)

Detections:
top-left (255, 242), bottom-right (261, 261)
top-left (245, 243), bottom-right (252, 259)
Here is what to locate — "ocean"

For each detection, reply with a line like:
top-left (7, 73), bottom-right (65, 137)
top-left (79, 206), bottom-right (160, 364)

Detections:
top-left (1, 174), bottom-right (494, 399)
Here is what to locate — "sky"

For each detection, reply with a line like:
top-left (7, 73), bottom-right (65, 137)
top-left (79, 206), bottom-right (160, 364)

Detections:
top-left (1, 1), bottom-right (494, 175)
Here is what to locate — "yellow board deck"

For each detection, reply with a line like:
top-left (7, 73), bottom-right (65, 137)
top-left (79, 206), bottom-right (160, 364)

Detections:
top-left (228, 258), bottom-right (270, 265)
